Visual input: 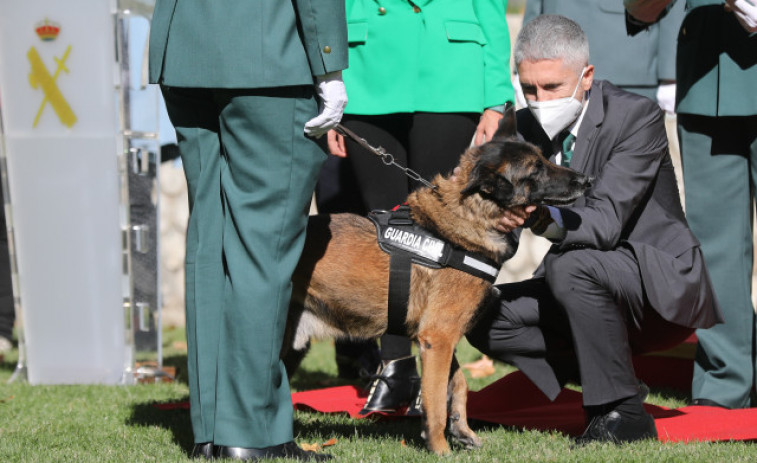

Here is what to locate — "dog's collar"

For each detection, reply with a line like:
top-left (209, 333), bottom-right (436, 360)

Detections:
top-left (368, 206), bottom-right (500, 284)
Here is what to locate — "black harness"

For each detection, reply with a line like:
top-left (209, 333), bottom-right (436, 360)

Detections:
top-left (368, 205), bottom-right (501, 335)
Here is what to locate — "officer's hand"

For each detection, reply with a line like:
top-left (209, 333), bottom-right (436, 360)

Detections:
top-left (726, 0), bottom-right (757, 33)
top-left (305, 71), bottom-right (348, 138)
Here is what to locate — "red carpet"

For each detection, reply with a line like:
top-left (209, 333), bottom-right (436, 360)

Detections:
top-left (290, 371), bottom-right (757, 442)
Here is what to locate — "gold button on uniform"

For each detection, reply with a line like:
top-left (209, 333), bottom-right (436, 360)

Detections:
top-left (413, 5), bottom-right (421, 13)
top-left (323, 45), bottom-right (331, 53)
top-left (379, 6), bottom-right (386, 15)
top-left (682, 27), bottom-right (686, 37)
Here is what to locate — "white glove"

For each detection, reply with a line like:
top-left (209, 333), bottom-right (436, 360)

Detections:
top-left (656, 83), bottom-right (676, 114)
top-left (304, 70), bottom-right (348, 138)
top-left (727, 0), bottom-right (757, 33)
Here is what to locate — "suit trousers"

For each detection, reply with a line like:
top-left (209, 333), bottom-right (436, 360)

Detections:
top-left (162, 86), bottom-right (326, 447)
top-left (679, 114), bottom-right (757, 408)
top-left (467, 246), bottom-right (692, 405)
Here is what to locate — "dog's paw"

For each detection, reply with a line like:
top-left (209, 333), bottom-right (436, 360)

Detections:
top-left (428, 441), bottom-right (452, 456)
top-left (449, 427), bottom-right (482, 450)
top-left (448, 417), bottom-right (482, 450)
top-left (456, 433), bottom-right (483, 450)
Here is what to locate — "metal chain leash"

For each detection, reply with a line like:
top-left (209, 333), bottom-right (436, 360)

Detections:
top-left (334, 124), bottom-right (437, 190)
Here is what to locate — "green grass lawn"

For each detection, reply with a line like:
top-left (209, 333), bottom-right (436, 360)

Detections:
top-left (1, 328), bottom-right (756, 462)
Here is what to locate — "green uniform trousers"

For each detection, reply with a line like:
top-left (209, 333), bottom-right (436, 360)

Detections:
top-left (161, 85), bottom-right (326, 446)
top-left (680, 114), bottom-right (757, 408)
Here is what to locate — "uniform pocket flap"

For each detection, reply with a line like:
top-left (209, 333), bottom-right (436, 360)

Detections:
top-left (444, 21), bottom-right (487, 45)
top-left (348, 21), bottom-right (368, 44)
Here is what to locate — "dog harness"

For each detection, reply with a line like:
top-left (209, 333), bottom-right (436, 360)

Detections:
top-left (368, 205), bottom-right (501, 336)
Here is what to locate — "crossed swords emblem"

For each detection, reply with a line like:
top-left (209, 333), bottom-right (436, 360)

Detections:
top-left (27, 45), bottom-right (77, 128)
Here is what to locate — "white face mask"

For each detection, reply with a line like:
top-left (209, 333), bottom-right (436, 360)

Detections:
top-left (527, 67), bottom-right (587, 140)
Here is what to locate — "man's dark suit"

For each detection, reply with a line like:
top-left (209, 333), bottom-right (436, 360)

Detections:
top-left (467, 80), bottom-right (722, 405)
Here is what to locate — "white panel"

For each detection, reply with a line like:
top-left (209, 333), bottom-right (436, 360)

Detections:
top-left (6, 138), bottom-right (124, 384)
top-left (0, 0), bottom-right (125, 384)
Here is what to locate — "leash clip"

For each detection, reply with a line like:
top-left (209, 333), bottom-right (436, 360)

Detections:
top-left (335, 124), bottom-right (437, 190)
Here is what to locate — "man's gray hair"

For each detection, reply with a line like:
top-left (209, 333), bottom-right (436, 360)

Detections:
top-left (514, 15), bottom-right (589, 71)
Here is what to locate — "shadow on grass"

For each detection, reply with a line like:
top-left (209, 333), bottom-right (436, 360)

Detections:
top-left (0, 357), bottom-right (16, 374)
top-left (289, 365), bottom-right (361, 392)
top-left (293, 414), bottom-right (532, 452)
top-left (125, 395), bottom-right (434, 454)
top-left (127, 397), bottom-right (195, 456)
top-left (294, 413), bottom-right (429, 450)
top-left (126, 352), bottom-right (193, 456)
top-left (651, 386), bottom-right (690, 403)
top-left (123, 366), bottom-right (431, 454)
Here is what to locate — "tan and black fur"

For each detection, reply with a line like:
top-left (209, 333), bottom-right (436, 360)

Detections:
top-left (284, 110), bottom-right (590, 455)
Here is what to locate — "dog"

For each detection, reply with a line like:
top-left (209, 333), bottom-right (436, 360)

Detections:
top-left (284, 108), bottom-right (591, 455)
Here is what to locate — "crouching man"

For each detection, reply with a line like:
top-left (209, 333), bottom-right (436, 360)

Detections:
top-left (466, 15), bottom-right (722, 444)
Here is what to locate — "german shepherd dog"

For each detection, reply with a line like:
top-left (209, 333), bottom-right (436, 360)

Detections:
top-left (284, 108), bottom-right (590, 455)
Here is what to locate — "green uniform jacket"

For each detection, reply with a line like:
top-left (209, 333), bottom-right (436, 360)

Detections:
top-left (149, 0), bottom-right (348, 88)
top-left (676, 0), bottom-right (757, 116)
top-left (524, 0), bottom-right (684, 88)
top-left (344, 0), bottom-right (514, 114)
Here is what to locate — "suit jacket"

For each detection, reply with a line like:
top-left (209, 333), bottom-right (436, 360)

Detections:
top-left (675, 0), bottom-right (757, 117)
top-left (520, 80), bottom-right (722, 329)
top-left (148, 0), bottom-right (348, 88)
top-left (524, 0), bottom-right (683, 89)
top-left (343, 0), bottom-right (514, 114)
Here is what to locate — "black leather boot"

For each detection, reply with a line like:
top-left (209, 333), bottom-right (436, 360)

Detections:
top-left (359, 356), bottom-right (420, 415)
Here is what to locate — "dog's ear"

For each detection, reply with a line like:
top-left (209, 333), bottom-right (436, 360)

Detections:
top-left (461, 163), bottom-right (515, 206)
top-left (490, 101), bottom-right (517, 142)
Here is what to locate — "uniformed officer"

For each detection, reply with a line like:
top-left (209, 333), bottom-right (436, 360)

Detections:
top-left (627, 0), bottom-right (757, 410)
top-left (149, 0), bottom-right (348, 459)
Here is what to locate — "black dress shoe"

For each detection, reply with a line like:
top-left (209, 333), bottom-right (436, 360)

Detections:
top-left (191, 442), bottom-right (214, 459)
top-left (214, 442), bottom-right (332, 461)
top-left (359, 356), bottom-right (421, 415)
top-left (690, 398), bottom-right (730, 408)
top-left (575, 410), bottom-right (658, 445)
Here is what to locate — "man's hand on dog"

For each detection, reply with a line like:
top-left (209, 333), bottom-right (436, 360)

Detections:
top-left (450, 167), bottom-right (537, 232)
top-left (305, 71), bottom-right (348, 138)
top-left (474, 109), bottom-right (505, 145)
top-left (496, 205), bottom-right (538, 232)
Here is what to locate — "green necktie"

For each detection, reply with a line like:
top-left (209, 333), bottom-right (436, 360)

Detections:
top-left (561, 132), bottom-right (576, 167)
